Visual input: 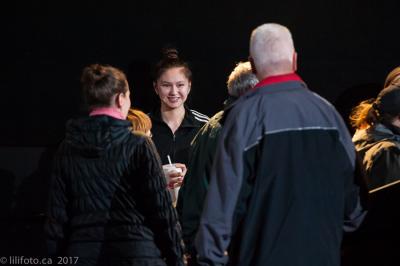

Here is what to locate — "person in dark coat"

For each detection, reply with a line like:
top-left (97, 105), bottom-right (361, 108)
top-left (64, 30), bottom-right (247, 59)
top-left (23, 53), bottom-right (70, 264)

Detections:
top-left (350, 67), bottom-right (400, 190)
top-left (342, 67), bottom-right (400, 266)
top-left (176, 61), bottom-right (258, 265)
top-left (44, 64), bottom-right (184, 266)
top-left (195, 23), bottom-right (367, 266)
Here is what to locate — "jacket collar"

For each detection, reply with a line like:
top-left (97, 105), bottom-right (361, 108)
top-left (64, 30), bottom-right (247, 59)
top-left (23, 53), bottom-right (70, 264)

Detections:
top-left (150, 105), bottom-right (203, 128)
top-left (371, 123), bottom-right (400, 142)
top-left (89, 107), bottom-right (124, 120)
top-left (243, 74), bottom-right (307, 103)
top-left (353, 123), bottom-right (400, 145)
top-left (218, 74), bottom-right (306, 127)
top-left (253, 72), bottom-right (303, 90)
top-left (222, 73), bottom-right (305, 115)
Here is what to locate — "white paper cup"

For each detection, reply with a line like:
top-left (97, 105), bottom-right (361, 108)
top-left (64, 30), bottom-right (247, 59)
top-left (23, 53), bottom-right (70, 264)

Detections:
top-left (162, 164), bottom-right (183, 204)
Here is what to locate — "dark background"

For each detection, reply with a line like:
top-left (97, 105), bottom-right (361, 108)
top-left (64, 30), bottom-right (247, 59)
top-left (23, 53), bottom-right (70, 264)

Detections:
top-left (2, 0), bottom-right (400, 146)
top-left (1, 0), bottom-right (400, 262)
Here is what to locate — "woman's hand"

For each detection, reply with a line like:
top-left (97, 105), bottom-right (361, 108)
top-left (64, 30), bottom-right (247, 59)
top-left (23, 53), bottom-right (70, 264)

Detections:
top-left (166, 163), bottom-right (187, 188)
top-left (174, 163), bottom-right (187, 177)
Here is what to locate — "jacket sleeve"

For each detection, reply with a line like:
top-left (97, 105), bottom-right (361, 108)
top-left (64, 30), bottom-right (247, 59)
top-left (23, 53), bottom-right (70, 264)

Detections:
top-left (177, 122), bottom-right (221, 256)
top-left (343, 152), bottom-right (369, 232)
top-left (44, 146), bottom-right (69, 256)
top-left (335, 116), bottom-right (368, 232)
top-left (133, 137), bottom-right (184, 266)
top-left (367, 145), bottom-right (400, 190)
top-left (195, 108), bottom-right (249, 265)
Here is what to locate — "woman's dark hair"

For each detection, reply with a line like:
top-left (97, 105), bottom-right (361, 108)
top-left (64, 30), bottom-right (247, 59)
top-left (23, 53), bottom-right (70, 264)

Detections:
top-left (81, 64), bottom-right (128, 108)
top-left (153, 48), bottom-right (192, 82)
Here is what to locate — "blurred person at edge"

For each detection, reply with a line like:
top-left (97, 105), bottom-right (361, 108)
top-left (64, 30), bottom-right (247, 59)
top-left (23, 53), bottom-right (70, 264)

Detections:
top-left (350, 66), bottom-right (400, 190)
top-left (44, 64), bottom-right (184, 266)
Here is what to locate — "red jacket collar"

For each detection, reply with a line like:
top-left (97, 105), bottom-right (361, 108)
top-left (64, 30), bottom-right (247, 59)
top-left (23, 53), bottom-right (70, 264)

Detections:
top-left (254, 73), bottom-right (303, 89)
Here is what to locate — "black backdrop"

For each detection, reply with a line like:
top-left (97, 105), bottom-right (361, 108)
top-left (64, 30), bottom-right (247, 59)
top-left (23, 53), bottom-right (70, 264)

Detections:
top-left (3, 0), bottom-right (400, 146)
top-left (1, 0), bottom-right (400, 261)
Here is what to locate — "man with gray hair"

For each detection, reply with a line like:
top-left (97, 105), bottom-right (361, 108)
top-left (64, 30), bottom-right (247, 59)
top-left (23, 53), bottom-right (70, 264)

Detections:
top-left (195, 23), bottom-right (366, 266)
top-left (176, 61), bottom-right (258, 265)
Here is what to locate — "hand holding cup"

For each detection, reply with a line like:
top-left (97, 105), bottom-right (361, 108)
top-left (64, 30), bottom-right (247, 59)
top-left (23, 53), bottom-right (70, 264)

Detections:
top-left (167, 163), bottom-right (187, 188)
top-left (162, 164), bottom-right (185, 189)
top-left (162, 162), bottom-right (187, 204)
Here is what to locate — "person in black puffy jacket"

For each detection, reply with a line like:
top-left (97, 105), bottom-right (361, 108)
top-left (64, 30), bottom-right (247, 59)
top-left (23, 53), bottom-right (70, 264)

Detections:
top-left (44, 64), bottom-right (184, 266)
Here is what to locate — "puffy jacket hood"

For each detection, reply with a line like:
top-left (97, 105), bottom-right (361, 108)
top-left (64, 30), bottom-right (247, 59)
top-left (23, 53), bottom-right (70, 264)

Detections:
top-left (65, 115), bottom-right (132, 157)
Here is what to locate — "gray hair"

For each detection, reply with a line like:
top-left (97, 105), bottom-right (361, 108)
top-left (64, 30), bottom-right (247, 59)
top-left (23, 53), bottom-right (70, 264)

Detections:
top-left (250, 23), bottom-right (295, 77)
top-left (227, 61), bottom-right (259, 97)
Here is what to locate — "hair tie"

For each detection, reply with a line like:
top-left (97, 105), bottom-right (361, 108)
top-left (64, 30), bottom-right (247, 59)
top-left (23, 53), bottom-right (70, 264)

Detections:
top-left (372, 102), bottom-right (381, 118)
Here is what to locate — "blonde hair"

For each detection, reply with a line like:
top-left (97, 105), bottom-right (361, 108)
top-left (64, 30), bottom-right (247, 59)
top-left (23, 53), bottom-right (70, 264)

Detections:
top-left (227, 61), bottom-right (258, 97)
top-left (349, 99), bottom-right (377, 129)
top-left (127, 108), bottom-right (152, 134)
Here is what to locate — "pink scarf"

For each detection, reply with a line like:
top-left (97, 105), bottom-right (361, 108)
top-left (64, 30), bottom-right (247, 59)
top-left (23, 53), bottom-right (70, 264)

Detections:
top-left (89, 107), bottom-right (124, 120)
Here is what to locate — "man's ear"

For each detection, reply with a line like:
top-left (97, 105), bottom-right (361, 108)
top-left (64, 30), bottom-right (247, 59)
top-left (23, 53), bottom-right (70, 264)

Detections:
top-left (249, 56), bottom-right (257, 75)
top-left (292, 51), bottom-right (298, 72)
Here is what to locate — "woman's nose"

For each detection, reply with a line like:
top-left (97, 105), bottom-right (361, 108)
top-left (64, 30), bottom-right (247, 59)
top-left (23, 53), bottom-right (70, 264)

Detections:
top-left (170, 85), bottom-right (178, 94)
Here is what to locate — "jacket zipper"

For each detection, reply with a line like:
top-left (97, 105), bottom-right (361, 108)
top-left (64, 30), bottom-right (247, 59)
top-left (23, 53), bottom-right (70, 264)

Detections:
top-left (172, 133), bottom-right (176, 162)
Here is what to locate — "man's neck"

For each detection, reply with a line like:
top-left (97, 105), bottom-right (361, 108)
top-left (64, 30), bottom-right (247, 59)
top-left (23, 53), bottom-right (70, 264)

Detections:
top-left (258, 70), bottom-right (293, 80)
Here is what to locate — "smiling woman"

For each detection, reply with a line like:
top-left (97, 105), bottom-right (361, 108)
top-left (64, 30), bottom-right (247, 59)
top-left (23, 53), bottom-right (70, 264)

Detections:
top-left (148, 48), bottom-right (209, 167)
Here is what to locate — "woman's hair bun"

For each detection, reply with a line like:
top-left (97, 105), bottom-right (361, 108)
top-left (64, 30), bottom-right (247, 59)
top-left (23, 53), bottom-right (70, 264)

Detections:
top-left (81, 64), bottom-right (107, 85)
top-left (92, 65), bottom-right (102, 74)
top-left (153, 47), bottom-right (191, 81)
top-left (162, 48), bottom-right (179, 60)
